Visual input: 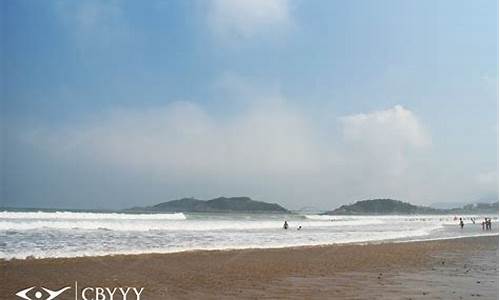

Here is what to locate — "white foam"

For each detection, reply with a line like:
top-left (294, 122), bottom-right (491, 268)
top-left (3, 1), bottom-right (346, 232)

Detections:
top-left (304, 215), bottom-right (336, 220)
top-left (0, 211), bottom-right (186, 220)
top-left (0, 224), bottom-right (447, 260)
top-left (1, 212), bottom-right (497, 260)
top-left (0, 211), bottom-right (392, 232)
top-left (0, 218), bottom-right (385, 232)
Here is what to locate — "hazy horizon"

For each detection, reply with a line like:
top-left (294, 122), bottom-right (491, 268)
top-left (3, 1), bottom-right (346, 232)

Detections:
top-left (1, 195), bottom-right (499, 212)
top-left (2, 0), bottom-right (498, 211)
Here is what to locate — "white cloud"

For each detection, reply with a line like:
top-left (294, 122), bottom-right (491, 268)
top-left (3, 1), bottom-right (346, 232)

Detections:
top-left (27, 91), bottom-right (497, 208)
top-left (340, 105), bottom-right (430, 172)
top-left (340, 105), bottom-right (430, 148)
top-left (27, 99), bottom-right (437, 206)
top-left (32, 100), bottom-right (319, 179)
top-left (335, 105), bottom-right (432, 198)
top-left (207, 0), bottom-right (292, 39)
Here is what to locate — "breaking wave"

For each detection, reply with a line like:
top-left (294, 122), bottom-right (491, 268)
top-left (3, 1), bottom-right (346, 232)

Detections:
top-left (0, 211), bottom-right (186, 220)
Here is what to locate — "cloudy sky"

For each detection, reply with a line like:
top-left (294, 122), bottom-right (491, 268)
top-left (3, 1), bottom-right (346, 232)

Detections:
top-left (2, 0), bottom-right (498, 210)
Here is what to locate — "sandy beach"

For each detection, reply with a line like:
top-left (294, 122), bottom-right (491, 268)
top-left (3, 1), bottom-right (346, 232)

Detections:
top-left (1, 236), bottom-right (498, 300)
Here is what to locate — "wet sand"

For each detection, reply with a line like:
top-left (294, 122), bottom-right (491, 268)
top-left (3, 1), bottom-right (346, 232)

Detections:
top-left (1, 236), bottom-right (498, 299)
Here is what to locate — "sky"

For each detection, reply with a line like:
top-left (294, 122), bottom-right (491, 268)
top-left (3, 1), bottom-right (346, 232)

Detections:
top-left (1, 0), bottom-right (498, 210)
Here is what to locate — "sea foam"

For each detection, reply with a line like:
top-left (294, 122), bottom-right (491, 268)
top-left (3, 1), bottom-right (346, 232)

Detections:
top-left (0, 211), bottom-right (496, 259)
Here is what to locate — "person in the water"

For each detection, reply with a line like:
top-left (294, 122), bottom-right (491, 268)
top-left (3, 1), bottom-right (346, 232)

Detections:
top-left (283, 220), bottom-right (289, 230)
top-left (459, 218), bottom-right (464, 229)
top-left (297, 225), bottom-right (302, 230)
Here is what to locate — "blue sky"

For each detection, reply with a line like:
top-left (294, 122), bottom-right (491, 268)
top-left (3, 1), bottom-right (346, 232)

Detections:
top-left (1, 0), bottom-right (498, 210)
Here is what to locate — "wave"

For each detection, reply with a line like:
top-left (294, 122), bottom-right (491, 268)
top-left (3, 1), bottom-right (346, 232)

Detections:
top-left (0, 218), bottom-right (394, 232)
top-left (0, 224), bottom-right (453, 260)
top-left (304, 215), bottom-right (334, 220)
top-left (1, 213), bottom-right (459, 232)
top-left (2, 212), bottom-right (492, 233)
top-left (4, 212), bottom-right (497, 260)
top-left (0, 211), bottom-right (186, 220)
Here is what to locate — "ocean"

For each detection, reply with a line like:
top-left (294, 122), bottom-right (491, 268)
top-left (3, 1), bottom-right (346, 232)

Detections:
top-left (0, 210), bottom-right (497, 260)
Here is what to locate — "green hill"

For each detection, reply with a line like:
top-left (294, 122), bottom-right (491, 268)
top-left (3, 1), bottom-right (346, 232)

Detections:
top-left (323, 199), bottom-right (498, 215)
top-left (127, 197), bottom-right (289, 213)
top-left (323, 199), bottom-right (445, 215)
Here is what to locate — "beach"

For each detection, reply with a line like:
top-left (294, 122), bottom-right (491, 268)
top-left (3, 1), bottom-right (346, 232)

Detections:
top-left (1, 235), bottom-right (497, 299)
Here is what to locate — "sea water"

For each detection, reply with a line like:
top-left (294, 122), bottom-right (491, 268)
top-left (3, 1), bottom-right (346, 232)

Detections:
top-left (0, 210), bottom-right (497, 259)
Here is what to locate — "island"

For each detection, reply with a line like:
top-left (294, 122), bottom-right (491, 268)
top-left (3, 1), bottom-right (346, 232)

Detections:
top-left (126, 196), bottom-right (290, 213)
top-left (323, 198), bottom-right (498, 215)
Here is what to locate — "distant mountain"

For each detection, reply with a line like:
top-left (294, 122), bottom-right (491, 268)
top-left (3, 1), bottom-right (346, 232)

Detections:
top-left (126, 197), bottom-right (290, 213)
top-left (453, 202), bottom-right (498, 214)
top-left (432, 196), bottom-right (499, 210)
top-left (323, 199), bottom-right (445, 215)
top-left (323, 199), bottom-right (499, 215)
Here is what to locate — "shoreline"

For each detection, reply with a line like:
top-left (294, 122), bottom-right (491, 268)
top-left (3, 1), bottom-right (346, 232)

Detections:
top-left (2, 235), bottom-right (497, 299)
top-left (2, 232), bottom-right (498, 262)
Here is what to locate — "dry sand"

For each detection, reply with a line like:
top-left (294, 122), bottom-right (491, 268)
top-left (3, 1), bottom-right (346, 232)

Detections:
top-left (1, 236), bottom-right (498, 299)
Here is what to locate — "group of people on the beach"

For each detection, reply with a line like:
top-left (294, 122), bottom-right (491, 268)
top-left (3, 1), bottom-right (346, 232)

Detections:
top-left (457, 217), bottom-right (493, 230)
top-left (482, 218), bottom-right (493, 230)
top-left (284, 217), bottom-right (494, 232)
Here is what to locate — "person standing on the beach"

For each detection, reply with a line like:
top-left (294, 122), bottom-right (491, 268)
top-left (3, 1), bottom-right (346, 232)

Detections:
top-left (459, 218), bottom-right (464, 229)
